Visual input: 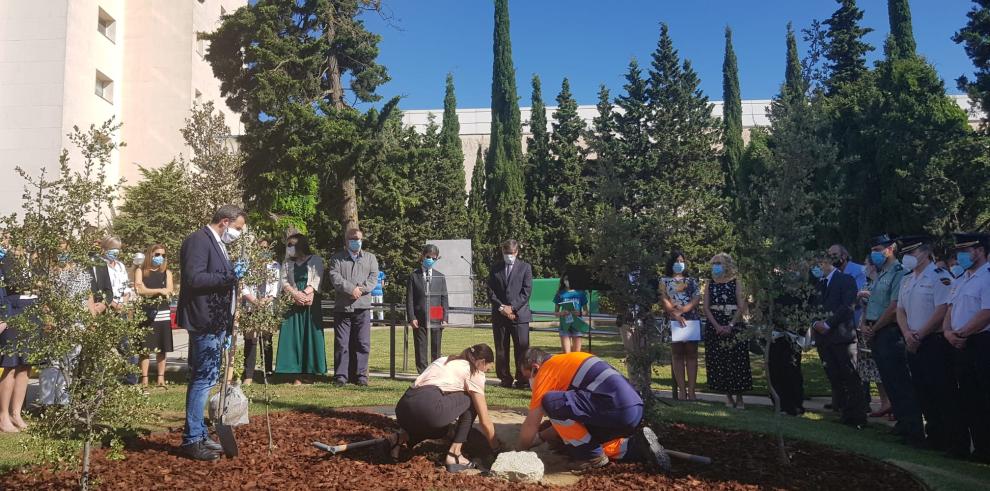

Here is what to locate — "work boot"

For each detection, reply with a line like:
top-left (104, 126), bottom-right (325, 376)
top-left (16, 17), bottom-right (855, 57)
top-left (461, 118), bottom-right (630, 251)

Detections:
top-left (570, 454), bottom-right (609, 474)
top-left (202, 437), bottom-right (222, 452)
top-left (181, 440), bottom-right (220, 461)
top-left (632, 426), bottom-right (671, 472)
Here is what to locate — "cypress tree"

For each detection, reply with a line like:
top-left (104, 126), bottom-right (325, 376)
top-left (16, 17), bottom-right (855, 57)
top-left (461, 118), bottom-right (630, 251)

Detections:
top-left (586, 84), bottom-right (619, 212)
top-left (549, 78), bottom-right (588, 270)
top-left (485, 0), bottom-right (526, 245)
top-left (524, 74), bottom-right (553, 276)
top-left (434, 73), bottom-right (469, 238)
top-left (722, 26), bottom-right (744, 207)
top-left (887, 0), bottom-right (917, 59)
top-left (468, 145), bottom-right (492, 302)
top-left (783, 23), bottom-right (807, 103)
top-left (823, 0), bottom-right (874, 93)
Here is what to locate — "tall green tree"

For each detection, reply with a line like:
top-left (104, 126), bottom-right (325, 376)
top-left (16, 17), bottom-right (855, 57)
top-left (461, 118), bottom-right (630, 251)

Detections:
top-left (887, 0), bottom-right (917, 59)
top-left (524, 75), bottom-right (553, 276)
top-left (955, 0), bottom-right (990, 125)
top-left (548, 78), bottom-right (588, 271)
top-left (485, 0), bottom-right (527, 246)
top-left (823, 0), bottom-right (874, 93)
top-left (468, 145), bottom-right (492, 302)
top-left (783, 23), bottom-right (808, 103)
top-left (433, 73), bottom-right (468, 238)
top-left (114, 161), bottom-right (199, 257)
top-left (722, 26), bottom-right (744, 205)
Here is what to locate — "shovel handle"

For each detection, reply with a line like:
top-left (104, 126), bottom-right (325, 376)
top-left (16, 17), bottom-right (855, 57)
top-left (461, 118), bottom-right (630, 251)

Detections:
top-left (667, 449), bottom-right (712, 465)
top-left (313, 438), bottom-right (387, 456)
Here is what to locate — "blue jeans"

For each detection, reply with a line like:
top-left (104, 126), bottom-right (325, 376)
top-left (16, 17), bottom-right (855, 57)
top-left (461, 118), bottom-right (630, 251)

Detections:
top-left (869, 325), bottom-right (923, 437)
top-left (182, 330), bottom-right (222, 446)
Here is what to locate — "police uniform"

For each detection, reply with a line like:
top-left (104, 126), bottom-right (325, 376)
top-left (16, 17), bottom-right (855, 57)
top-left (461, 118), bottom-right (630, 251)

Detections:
top-left (946, 233), bottom-right (990, 460)
top-left (865, 234), bottom-right (924, 441)
top-left (896, 237), bottom-right (963, 452)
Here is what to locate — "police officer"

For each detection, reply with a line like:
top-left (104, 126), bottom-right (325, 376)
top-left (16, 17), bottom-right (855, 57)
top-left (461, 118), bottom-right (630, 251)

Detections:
top-left (943, 232), bottom-right (990, 462)
top-left (863, 234), bottom-right (924, 444)
top-left (894, 236), bottom-right (963, 453)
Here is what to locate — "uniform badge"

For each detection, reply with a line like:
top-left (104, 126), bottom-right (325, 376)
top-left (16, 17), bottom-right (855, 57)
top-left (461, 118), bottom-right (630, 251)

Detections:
top-left (940, 278), bottom-right (952, 286)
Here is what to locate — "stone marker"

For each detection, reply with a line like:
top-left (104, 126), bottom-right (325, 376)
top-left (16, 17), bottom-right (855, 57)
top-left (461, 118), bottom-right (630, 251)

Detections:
top-left (490, 451), bottom-right (545, 483)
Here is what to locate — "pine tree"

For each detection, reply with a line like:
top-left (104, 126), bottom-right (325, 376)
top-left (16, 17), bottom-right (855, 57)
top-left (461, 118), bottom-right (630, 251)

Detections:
top-left (523, 75), bottom-right (553, 276)
top-left (435, 73), bottom-right (468, 238)
top-left (548, 78), bottom-right (588, 271)
top-left (585, 84), bottom-right (618, 217)
top-left (823, 0), bottom-right (874, 93)
top-left (954, 0), bottom-right (990, 125)
top-left (485, 0), bottom-right (527, 246)
top-left (887, 0), bottom-right (917, 59)
top-left (611, 59), bottom-right (651, 211)
top-left (722, 26), bottom-right (744, 206)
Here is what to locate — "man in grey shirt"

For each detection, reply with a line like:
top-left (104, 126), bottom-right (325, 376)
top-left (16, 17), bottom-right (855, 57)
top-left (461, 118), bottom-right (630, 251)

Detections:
top-left (327, 228), bottom-right (379, 386)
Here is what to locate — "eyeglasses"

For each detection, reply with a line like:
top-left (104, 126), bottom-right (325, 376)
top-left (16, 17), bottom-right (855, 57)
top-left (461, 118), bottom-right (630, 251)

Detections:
top-left (153, 253), bottom-right (165, 258)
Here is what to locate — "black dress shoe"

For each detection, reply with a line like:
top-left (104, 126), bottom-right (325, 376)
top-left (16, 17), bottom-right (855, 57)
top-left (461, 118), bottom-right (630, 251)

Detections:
top-left (354, 379), bottom-right (369, 387)
top-left (498, 380), bottom-right (514, 389)
top-left (513, 380), bottom-right (529, 390)
top-left (181, 440), bottom-right (221, 461)
top-left (203, 438), bottom-right (222, 452)
top-left (332, 378), bottom-right (348, 387)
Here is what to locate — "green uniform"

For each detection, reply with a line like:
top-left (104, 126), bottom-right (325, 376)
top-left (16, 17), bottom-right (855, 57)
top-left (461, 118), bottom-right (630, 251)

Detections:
top-left (865, 261), bottom-right (905, 322)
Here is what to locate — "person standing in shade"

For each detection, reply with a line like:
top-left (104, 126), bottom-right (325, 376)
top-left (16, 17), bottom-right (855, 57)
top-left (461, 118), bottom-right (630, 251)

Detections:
top-left (863, 234), bottom-right (924, 444)
top-left (134, 244), bottom-right (175, 388)
top-left (241, 238), bottom-right (280, 385)
top-left (858, 257), bottom-right (891, 418)
top-left (328, 228), bottom-right (379, 387)
top-left (660, 251), bottom-right (701, 401)
top-left (0, 245), bottom-right (31, 433)
top-left (488, 239), bottom-right (533, 389)
top-left (275, 234), bottom-right (326, 385)
top-left (91, 236), bottom-right (137, 384)
top-left (372, 270), bottom-right (386, 322)
top-left (176, 205), bottom-right (247, 461)
top-left (553, 273), bottom-right (589, 355)
top-left (406, 244), bottom-right (449, 373)
top-left (895, 236), bottom-right (966, 454)
top-left (943, 232), bottom-right (990, 462)
top-left (702, 253), bottom-right (752, 409)
top-left (810, 253), bottom-right (866, 428)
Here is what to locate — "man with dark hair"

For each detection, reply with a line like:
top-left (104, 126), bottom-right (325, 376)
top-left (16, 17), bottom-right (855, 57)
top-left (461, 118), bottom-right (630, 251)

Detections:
top-left (488, 239), bottom-right (533, 389)
top-left (177, 204), bottom-right (247, 460)
top-left (515, 348), bottom-right (669, 472)
top-left (406, 244), bottom-right (449, 373)
top-left (328, 228), bottom-right (379, 386)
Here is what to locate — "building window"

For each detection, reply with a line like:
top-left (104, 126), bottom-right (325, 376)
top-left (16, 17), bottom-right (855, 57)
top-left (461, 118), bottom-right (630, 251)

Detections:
top-left (95, 70), bottom-right (113, 103)
top-left (97, 8), bottom-right (116, 42)
top-left (196, 37), bottom-right (207, 57)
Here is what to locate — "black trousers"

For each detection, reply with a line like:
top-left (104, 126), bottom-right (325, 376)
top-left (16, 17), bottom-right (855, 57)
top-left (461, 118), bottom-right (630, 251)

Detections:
top-left (413, 318), bottom-right (443, 373)
top-left (907, 333), bottom-right (967, 452)
top-left (768, 337), bottom-right (805, 415)
top-left (954, 331), bottom-right (990, 458)
top-left (817, 342), bottom-right (866, 424)
top-left (395, 386), bottom-right (475, 445)
top-left (243, 334), bottom-right (273, 380)
top-left (493, 316), bottom-right (529, 385)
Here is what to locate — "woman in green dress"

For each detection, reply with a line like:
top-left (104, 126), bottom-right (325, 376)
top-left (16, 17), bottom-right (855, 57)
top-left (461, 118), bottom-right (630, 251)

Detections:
top-left (276, 234), bottom-right (327, 385)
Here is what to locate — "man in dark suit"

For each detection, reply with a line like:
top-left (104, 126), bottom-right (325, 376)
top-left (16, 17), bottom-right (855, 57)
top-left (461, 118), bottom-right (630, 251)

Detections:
top-left (488, 239), bottom-right (533, 389)
top-left (176, 205), bottom-right (247, 461)
top-left (406, 244), bottom-right (450, 373)
top-left (811, 253), bottom-right (866, 427)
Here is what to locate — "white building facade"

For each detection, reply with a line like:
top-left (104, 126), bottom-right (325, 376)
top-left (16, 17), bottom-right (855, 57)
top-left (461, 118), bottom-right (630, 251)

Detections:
top-left (0, 0), bottom-right (244, 217)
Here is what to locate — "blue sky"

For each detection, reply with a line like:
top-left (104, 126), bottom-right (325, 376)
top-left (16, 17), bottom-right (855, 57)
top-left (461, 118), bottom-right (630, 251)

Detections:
top-left (359, 0), bottom-right (977, 110)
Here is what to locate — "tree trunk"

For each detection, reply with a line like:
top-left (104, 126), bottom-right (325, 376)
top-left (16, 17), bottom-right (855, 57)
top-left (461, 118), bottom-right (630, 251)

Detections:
top-left (81, 437), bottom-right (92, 490)
top-left (323, 12), bottom-right (359, 235)
top-left (765, 303), bottom-right (790, 465)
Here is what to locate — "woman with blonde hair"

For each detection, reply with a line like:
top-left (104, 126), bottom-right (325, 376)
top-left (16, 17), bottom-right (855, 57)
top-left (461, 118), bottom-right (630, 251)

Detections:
top-left (134, 243), bottom-right (174, 388)
top-left (702, 252), bottom-right (753, 409)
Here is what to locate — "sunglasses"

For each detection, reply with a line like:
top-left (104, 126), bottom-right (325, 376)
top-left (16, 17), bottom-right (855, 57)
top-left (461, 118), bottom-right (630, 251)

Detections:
top-left (153, 253), bottom-right (166, 258)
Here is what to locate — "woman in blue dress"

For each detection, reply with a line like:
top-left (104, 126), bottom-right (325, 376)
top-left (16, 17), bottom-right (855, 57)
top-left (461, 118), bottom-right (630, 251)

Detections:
top-left (553, 274), bottom-right (589, 354)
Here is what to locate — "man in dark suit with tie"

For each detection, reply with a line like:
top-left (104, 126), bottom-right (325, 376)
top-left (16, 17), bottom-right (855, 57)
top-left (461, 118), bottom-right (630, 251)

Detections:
top-left (810, 253), bottom-right (867, 427)
top-left (406, 244), bottom-right (450, 373)
top-left (176, 205), bottom-right (247, 460)
top-left (488, 239), bottom-right (533, 389)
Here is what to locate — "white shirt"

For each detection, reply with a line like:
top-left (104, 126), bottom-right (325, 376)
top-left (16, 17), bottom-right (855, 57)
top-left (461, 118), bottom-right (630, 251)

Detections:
top-left (822, 268), bottom-right (836, 288)
top-left (897, 262), bottom-right (952, 332)
top-left (106, 260), bottom-right (129, 302)
top-left (948, 265), bottom-right (990, 333)
top-left (208, 226), bottom-right (229, 260)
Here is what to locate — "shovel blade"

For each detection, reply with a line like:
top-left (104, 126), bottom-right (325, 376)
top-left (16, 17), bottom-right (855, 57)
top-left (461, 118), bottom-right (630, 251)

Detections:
top-left (216, 422), bottom-right (238, 458)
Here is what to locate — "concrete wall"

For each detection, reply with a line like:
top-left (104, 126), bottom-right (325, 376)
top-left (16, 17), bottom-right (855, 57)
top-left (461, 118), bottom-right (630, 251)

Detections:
top-left (429, 239), bottom-right (474, 328)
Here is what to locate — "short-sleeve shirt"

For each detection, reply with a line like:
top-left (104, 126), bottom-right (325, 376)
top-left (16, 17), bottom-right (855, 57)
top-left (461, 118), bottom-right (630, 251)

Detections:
top-left (661, 276), bottom-right (700, 320)
top-left (897, 263), bottom-right (953, 332)
top-left (372, 271), bottom-right (385, 296)
top-left (529, 352), bottom-right (593, 410)
top-left (554, 290), bottom-right (588, 311)
top-left (865, 261), bottom-right (905, 321)
top-left (413, 356), bottom-right (486, 395)
top-left (948, 266), bottom-right (990, 333)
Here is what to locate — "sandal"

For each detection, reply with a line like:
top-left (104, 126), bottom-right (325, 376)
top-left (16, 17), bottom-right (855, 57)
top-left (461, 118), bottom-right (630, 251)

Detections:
top-left (383, 432), bottom-right (405, 462)
top-left (444, 452), bottom-right (477, 473)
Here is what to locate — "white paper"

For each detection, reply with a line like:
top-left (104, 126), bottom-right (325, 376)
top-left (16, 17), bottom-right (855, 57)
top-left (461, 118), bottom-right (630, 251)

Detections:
top-left (670, 320), bottom-right (701, 342)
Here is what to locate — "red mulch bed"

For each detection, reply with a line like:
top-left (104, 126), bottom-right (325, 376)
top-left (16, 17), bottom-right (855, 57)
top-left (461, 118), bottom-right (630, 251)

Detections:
top-left (2, 410), bottom-right (923, 490)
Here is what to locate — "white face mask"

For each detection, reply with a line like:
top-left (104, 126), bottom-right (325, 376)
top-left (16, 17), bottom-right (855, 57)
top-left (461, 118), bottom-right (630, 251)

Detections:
top-left (286, 246), bottom-right (297, 258)
top-left (221, 225), bottom-right (241, 244)
top-left (503, 254), bottom-right (516, 265)
top-left (901, 254), bottom-right (919, 271)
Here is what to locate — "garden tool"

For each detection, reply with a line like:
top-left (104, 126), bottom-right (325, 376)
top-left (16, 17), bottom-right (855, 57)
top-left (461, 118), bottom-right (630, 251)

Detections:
top-left (313, 437), bottom-right (388, 455)
top-left (214, 333), bottom-right (239, 458)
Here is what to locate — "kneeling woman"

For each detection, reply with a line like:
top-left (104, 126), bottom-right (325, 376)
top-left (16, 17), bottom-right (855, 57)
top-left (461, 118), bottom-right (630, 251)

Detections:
top-left (388, 344), bottom-right (500, 472)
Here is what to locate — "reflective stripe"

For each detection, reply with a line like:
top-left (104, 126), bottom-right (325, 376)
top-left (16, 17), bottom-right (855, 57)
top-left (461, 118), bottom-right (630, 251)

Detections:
top-left (550, 418), bottom-right (592, 446)
top-left (571, 356), bottom-right (601, 387)
top-left (586, 367), bottom-right (621, 392)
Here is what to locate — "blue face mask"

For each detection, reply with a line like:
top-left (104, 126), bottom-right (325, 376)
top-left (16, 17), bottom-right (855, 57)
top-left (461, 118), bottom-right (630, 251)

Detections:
top-left (106, 249), bottom-right (120, 261)
top-left (348, 239), bottom-right (362, 253)
top-left (423, 257), bottom-right (436, 270)
top-left (870, 250), bottom-right (886, 267)
top-left (811, 265), bottom-right (823, 279)
top-left (152, 256), bottom-right (165, 267)
top-left (957, 251), bottom-right (975, 271)
top-left (712, 264), bottom-right (724, 277)
top-left (57, 253), bottom-right (70, 264)
top-left (0, 247), bottom-right (6, 261)
top-left (673, 262), bottom-right (686, 274)
top-left (951, 264), bottom-right (965, 278)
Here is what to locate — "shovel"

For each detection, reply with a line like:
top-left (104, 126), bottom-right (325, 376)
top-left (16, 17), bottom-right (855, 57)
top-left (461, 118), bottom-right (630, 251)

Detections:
top-left (215, 334), bottom-right (239, 458)
top-left (313, 437), bottom-right (388, 455)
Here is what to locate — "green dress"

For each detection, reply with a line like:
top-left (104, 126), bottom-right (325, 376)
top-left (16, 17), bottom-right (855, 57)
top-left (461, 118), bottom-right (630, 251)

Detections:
top-left (275, 258), bottom-right (327, 374)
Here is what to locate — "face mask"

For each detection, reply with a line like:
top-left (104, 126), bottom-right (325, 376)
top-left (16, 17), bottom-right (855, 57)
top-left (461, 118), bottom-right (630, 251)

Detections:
top-left (673, 262), bottom-right (686, 274)
top-left (901, 254), bottom-right (918, 271)
top-left (504, 254), bottom-right (516, 265)
top-left (106, 249), bottom-right (120, 261)
top-left (57, 253), bottom-right (70, 264)
top-left (712, 264), bottom-right (724, 277)
top-left (348, 239), bottom-right (362, 253)
top-left (957, 251), bottom-right (975, 271)
top-left (0, 247), bottom-right (6, 261)
top-left (423, 257), bottom-right (436, 270)
top-left (151, 256), bottom-right (164, 267)
top-left (221, 225), bottom-right (241, 244)
top-left (951, 264), bottom-right (965, 278)
top-left (286, 246), bottom-right (297, 258)
top-left (811, 265), bottom-right (823, 279)
top-left (870, 250), bottom-right (886, 267)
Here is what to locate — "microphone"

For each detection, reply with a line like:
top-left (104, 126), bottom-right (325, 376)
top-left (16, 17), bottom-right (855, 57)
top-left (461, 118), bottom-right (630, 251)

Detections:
top-left (460, 255), bottom-right (473, 267)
